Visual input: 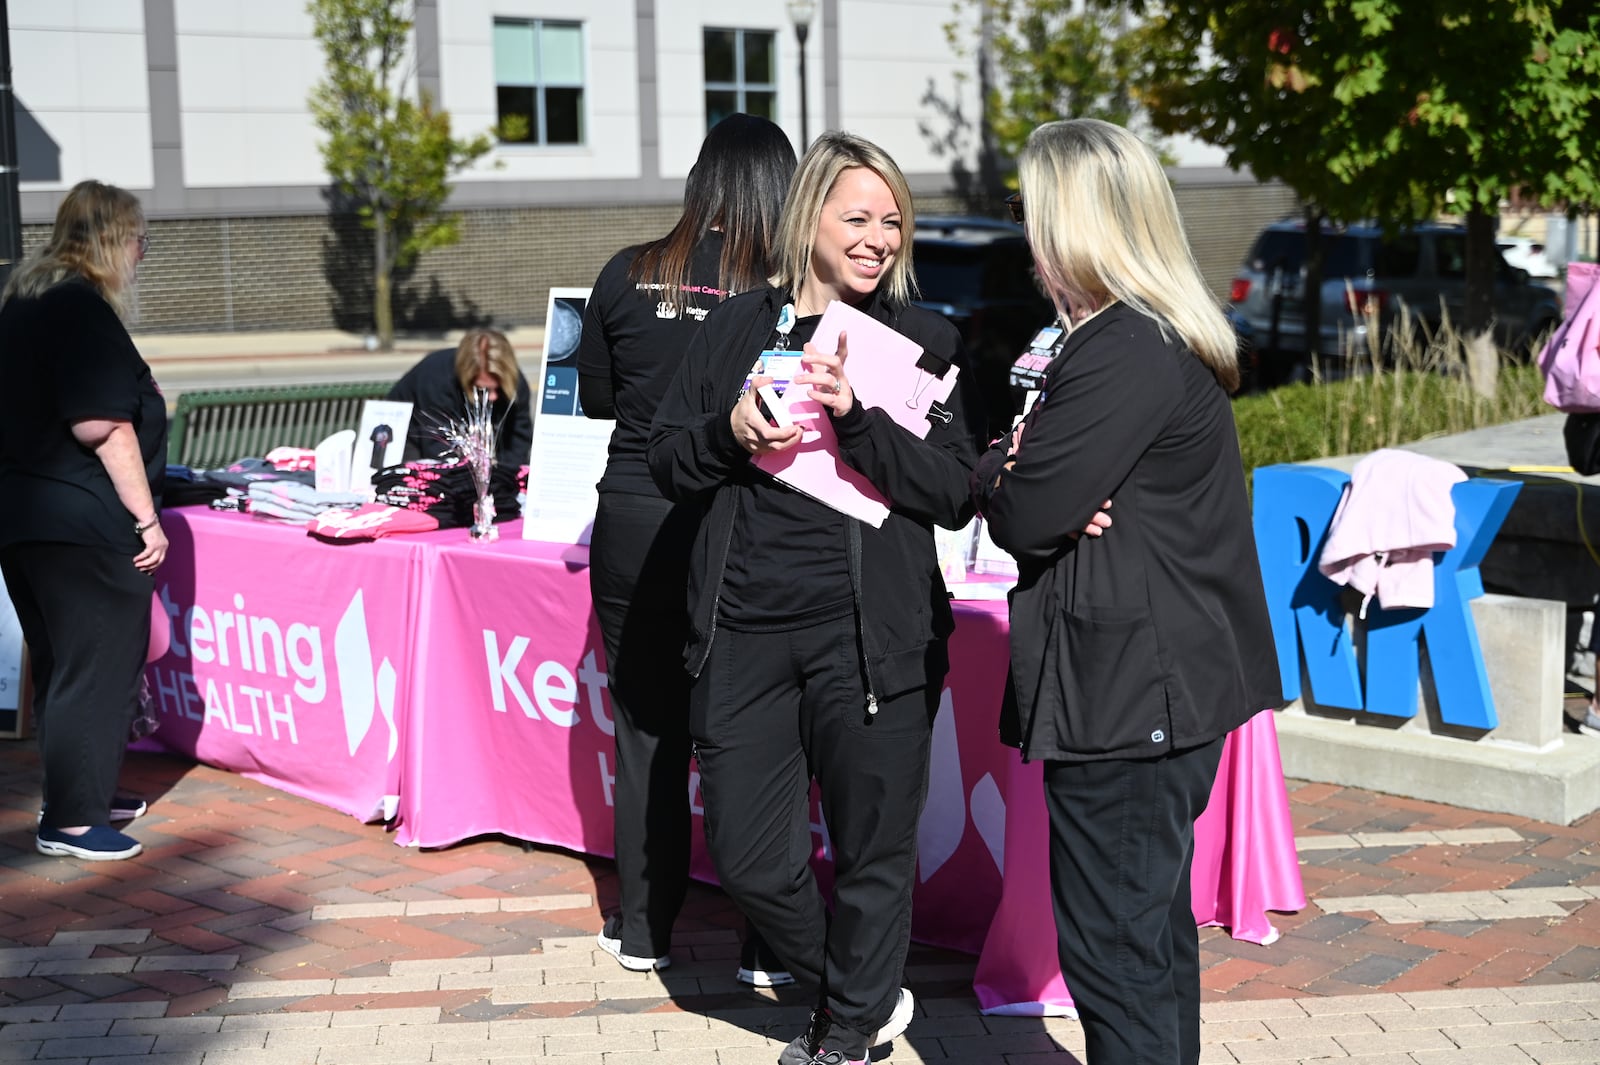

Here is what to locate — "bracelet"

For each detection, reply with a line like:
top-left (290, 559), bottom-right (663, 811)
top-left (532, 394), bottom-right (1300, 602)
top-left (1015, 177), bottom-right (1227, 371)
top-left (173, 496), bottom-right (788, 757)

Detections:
top-left (134, 515), bottom-right (160, 536)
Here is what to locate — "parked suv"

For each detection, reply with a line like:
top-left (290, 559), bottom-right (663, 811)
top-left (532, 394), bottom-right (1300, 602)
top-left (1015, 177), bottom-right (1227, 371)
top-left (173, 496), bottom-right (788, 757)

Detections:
top-left (1229, 220), bottom-right (1561, 377)
top-left (912, 216), bottom-right (1055, 439)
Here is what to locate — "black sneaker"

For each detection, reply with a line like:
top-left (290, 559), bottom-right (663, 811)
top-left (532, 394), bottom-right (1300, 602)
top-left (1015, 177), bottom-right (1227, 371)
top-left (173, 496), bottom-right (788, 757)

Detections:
top-left (595, 912), bottom-right (670, 972)
top-left (36, 825), bottom-right (142, 861)
top-left (737, 933), bottom-right (795, 987)
top-left (778, 1007), bottom-right (832, 1065)
top-left (778, 988), bottom-right (913, 1064)
top-left (800, 1051), bottom-right (863, 1065)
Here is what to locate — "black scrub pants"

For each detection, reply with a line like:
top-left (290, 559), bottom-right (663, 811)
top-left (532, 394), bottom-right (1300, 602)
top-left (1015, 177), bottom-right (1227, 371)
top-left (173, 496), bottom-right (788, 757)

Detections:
top-left (690, 616), bottom-right (938, 1059)
top-left (1042, 734), bottom-right (1226, 1065)
top-left (1, 541), bottom-right (151, 830)
top-left (588, 491), bottom-right (698, 958)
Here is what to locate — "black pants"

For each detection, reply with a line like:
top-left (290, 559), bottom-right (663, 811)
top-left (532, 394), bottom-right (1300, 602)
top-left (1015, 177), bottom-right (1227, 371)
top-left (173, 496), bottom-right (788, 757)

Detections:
top-left (588, 491), bottom-right (698, 957)
top-left (1043, 735), bottom-right (1225, 1065)
top-left (1, 541), bottom-right (151, 829)
top-left (691, 618), bottom-right (937, 1058)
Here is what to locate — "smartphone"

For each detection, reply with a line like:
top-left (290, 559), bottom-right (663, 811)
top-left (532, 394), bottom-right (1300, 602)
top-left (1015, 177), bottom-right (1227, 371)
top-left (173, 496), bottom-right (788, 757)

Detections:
top-left (755, 384), bottom-right (794, 428)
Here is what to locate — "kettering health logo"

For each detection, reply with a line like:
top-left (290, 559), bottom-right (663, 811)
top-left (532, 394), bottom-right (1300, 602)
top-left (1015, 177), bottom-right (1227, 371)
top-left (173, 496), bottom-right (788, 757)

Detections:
top-left (335, 590), bottom-right (398, 761)
top-left (150, 586), bottom-right (398, 763)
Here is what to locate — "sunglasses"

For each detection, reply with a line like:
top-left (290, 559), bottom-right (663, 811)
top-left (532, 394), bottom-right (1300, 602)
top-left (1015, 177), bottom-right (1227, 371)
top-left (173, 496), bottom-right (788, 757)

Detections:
top-left (1005, 192), bottom-right (1023, 225)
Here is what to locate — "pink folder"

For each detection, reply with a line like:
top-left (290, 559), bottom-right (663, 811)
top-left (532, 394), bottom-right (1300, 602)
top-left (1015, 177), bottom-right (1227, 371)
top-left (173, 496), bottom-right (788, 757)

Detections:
top-left (755, 300), bottom-right (961, 527)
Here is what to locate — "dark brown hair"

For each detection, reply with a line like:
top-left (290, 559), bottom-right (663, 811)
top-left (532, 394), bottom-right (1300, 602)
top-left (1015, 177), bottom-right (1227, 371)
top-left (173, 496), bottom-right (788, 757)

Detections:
top-left (628, 113), bottom-right (797, 312)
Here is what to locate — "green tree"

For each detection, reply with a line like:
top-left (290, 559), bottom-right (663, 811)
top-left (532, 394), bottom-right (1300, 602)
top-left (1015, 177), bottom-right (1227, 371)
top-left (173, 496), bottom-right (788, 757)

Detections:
top-left (308, 0), bottom-right (494, 350)
top-left (1142, 1), bottom-right (1600, 358)
top-left (946, 0), bottom-right (1178, 174)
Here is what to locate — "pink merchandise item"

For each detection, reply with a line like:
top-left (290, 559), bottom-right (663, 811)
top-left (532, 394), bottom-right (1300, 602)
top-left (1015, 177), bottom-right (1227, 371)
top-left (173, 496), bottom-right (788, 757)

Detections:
top-left (1317, 448), bottom-right (1465, 616)
top-left (266, 446), bottom-right (318, 472)
top-left (1539, 261), bottom-right (1600, 412)
top-left (754, 300), bottom-right (961, 526)
top-left (309, 502), bottom-right (440, 543)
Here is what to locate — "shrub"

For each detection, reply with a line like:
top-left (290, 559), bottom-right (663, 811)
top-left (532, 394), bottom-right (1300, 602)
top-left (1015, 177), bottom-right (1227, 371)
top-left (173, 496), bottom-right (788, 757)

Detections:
top-left (1233, 311), bottom-right (1550, 478)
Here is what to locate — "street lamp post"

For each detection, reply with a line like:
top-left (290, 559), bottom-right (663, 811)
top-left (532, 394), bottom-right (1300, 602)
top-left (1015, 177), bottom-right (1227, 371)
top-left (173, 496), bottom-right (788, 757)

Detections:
top-left (786, 0), bottom-right (816, 149)
top-left (0, 0), bottom-right (22, 292)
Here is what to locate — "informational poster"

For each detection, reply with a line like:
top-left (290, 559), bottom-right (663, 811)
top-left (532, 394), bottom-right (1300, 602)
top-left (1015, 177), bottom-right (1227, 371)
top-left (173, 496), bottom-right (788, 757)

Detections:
top-left (351, 400), bottom-right (413, 498)
top-left (523, 287), bottom-right (612, 545)
top-left (0, 570), bottom-right (25, 735)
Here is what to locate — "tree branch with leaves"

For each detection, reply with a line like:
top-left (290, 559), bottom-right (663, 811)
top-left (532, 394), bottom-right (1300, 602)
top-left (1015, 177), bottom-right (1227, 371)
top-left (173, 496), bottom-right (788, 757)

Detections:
top-left (308, 0), bottom-right (493, 349)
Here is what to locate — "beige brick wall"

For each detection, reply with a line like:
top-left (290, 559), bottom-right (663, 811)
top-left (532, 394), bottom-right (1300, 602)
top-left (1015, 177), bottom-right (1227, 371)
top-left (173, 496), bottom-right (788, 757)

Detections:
top-left (19, 182), bottom-right (1293, 332)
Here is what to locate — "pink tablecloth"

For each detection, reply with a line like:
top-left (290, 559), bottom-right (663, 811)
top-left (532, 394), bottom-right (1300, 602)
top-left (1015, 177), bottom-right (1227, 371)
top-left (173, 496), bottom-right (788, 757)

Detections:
top-left (147, 509), bottom-right (1306, 1013)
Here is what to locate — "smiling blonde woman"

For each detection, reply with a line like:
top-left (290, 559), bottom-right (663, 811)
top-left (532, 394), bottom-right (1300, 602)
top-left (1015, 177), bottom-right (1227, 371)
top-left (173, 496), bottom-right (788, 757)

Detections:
top-left (647, 131), bottom-right (984, 1065)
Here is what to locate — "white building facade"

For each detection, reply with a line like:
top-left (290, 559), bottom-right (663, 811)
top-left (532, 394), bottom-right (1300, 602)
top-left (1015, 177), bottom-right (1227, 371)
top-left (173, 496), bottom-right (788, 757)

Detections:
top-left (12, 0), bottom-right (1290, 332)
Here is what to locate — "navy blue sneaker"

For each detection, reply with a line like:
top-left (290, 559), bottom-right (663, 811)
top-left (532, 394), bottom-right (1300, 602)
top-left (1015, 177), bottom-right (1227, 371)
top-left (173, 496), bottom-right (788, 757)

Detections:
top-left (35, 825), bottom-right (143, 861)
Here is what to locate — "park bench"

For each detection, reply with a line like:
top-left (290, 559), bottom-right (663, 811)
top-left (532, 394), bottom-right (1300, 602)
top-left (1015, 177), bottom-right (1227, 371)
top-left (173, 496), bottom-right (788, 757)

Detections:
top-left (166, 381), bottom-right (394, 469)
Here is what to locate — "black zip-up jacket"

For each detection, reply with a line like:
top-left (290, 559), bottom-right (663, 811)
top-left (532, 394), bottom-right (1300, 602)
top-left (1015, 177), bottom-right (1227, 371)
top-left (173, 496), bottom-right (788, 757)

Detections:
top-left (646, 285), bottom-right (983, 702)
top-left (972, 303), bottom-right (1281, 761)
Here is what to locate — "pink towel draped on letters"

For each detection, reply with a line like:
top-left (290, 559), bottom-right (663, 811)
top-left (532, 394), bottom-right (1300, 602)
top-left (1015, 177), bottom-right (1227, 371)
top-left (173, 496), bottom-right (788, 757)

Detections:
top-left (1317, 448), bottom-right (1466, 616)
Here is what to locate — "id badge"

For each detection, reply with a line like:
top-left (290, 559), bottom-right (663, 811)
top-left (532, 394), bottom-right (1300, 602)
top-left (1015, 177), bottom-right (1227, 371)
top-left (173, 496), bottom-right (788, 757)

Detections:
top-left (742, 350), bottom-right (803, 392)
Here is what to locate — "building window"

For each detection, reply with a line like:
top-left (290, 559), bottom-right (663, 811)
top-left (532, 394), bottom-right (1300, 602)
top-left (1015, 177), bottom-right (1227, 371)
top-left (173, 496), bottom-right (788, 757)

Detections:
top-left (704, 28), bottom-right (776, 130)
top-left (494, 18), bottom-right (585, 145)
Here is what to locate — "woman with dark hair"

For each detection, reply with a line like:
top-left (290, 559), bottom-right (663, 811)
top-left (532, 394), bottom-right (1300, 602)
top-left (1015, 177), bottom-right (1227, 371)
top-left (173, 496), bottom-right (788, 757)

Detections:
top-left (577, 113), bottom-right (797, 980)
top-left (974, 119), bottom-right (1280, 1064)
top-left (646, 131), bottom-right (983, 1065)
top-left (0, 180), bottom-right (166, 861)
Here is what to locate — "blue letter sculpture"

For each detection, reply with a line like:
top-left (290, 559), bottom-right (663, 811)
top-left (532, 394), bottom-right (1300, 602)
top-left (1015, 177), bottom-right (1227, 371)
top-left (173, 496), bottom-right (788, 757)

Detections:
top-left (1252, 464), bottom-right (1520, 729)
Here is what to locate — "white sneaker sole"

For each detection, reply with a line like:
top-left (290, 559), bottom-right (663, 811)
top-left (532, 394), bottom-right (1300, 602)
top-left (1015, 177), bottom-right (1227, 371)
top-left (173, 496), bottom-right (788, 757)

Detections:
top-left (596, 931), bottom-right (670, 972)
top-left (736, 965), bottom-right (796, 987)
top-left (872, 987), bottom-right (914, 1046)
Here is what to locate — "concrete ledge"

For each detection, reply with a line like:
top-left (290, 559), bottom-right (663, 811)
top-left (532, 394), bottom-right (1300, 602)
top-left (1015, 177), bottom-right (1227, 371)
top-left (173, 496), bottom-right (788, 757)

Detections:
top-left (1275, 703), bottom-right (1600, 824)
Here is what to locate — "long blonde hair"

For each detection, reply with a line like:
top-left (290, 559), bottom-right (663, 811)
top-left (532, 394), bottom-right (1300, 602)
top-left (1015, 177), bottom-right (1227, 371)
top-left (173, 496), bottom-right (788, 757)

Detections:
top-left (4, 180), bottom-right (145, 318)
top-left (771, 131), bottom-right (918, 306)
top-left (454, 328), bottom-right (519, 404)
top-left (1019, 119), bottom-right (1238, 392)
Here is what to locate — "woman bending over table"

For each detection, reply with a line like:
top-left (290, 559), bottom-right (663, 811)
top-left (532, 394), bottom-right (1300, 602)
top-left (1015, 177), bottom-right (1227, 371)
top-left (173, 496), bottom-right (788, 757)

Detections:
top-left (972, 119), bottom-right (1281, 1064)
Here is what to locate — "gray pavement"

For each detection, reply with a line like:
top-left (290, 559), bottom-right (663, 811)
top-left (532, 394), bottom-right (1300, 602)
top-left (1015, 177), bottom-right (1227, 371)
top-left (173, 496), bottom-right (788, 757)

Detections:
top-left (135, 327), bottom-right (548, 399)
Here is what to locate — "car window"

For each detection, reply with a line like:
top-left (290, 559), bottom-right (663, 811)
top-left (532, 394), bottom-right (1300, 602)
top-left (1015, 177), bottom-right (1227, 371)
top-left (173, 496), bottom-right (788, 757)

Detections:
top-left (1434, 235), bottom-right (1467, 279)
top-left (1247, 231), bottom-right (1368, 276)
top-left (982, 244), bottom-right (1042, 300)
top-left (913, 244), bottom-right (991, 306)
top-left (1374, 237), bottom-right (1421, 277)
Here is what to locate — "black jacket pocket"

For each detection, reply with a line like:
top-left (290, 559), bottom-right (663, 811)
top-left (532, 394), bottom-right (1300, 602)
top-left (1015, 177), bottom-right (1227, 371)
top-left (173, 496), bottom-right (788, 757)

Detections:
top-left (1054, 606), bottom-right (1171, 755)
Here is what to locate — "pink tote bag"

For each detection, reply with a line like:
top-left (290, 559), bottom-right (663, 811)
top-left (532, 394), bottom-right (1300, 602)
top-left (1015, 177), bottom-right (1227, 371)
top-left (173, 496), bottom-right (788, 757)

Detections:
top-left (1539, 261), bottom-right (1600, 412)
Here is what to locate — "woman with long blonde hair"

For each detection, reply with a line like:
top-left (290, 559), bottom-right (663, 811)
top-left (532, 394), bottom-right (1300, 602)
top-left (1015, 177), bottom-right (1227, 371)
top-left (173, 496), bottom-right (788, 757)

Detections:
top-left (0, 179), bottom-right (166, 860)
top-left (974, 119), bottom-right (1279, 1064)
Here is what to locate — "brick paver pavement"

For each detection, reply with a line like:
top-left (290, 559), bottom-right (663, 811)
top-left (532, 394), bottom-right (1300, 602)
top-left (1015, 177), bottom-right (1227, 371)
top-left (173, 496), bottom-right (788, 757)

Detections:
top-left (4, 736), bottom-right (1600, 1064)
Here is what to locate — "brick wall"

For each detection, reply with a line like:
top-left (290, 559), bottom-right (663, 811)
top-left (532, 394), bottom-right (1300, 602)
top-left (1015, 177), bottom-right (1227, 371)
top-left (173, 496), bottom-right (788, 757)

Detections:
top-left (23, 203), bottom-right (683, 334)
top-left (19, 182), bottom-right (1294, 332)
top-left (1175, 183), bottom-right (1302, 298)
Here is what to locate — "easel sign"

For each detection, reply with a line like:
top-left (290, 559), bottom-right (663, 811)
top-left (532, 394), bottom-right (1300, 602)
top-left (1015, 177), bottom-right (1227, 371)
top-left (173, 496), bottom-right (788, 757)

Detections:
top-left (0, 570), bottom-right (30, 738)
top-left (523, 286), bottom-right (612, 546)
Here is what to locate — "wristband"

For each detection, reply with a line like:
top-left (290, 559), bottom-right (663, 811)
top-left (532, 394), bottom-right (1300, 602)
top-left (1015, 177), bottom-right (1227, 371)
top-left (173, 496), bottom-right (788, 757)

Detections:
top-left (134, 516), bottom-right (160, 536)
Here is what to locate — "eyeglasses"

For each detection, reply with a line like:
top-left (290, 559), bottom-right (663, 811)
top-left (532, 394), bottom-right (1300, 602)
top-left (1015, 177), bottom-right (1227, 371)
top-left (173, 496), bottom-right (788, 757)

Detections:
top-left (1005, 193), bottom-right (1023, 225)
top-left (135, 234), bottom-right (150, 255)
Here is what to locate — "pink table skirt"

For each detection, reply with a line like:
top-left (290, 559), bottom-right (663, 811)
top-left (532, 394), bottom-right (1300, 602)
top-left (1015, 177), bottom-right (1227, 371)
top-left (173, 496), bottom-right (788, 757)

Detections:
top-left (971, 709), bottom-right (1306, 1015)
top-left (145, 509), bottom-right (1305, 1013)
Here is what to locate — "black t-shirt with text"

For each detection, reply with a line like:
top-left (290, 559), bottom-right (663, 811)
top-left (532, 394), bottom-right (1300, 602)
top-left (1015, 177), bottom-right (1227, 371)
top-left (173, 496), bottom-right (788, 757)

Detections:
top-left (0, 277), bottom-right (167, 552)
top-left (718, 314), bottom-right (854, 629)
top-left (577, 231), bottom-right (731, 497)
